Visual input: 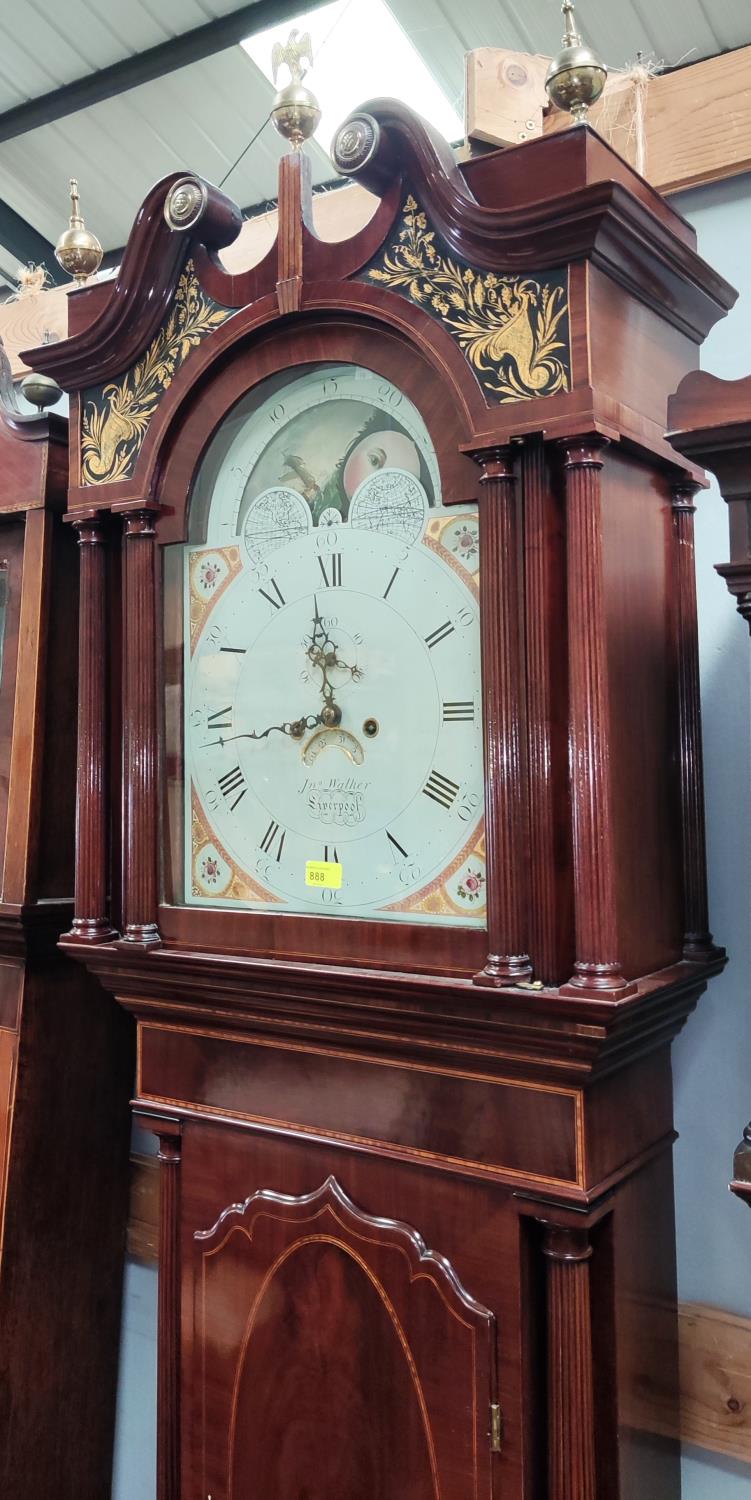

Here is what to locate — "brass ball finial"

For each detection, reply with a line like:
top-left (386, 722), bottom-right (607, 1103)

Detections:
top-left (545, 0), bottom-right (608, 123)
top-left (55, 178), bottom-right (103, 284)
top-left (20, 331), bottom-right (62, 411)
top-left (270, 29), bottom-right (321, 150)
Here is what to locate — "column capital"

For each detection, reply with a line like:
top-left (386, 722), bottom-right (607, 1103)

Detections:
top-left (121, 507), bottom-right (158, 539)
top-left (468, 444), bottom-right (517, 482)
top-left (671, 480), bottom-right (701, 513)
top-left (540, 1223), bottom-right (593, 1263)
top-left (69, 509), bottom-right (108, 542)
top-left (157, 1134), bottom-right (182, 1167)
top-left (558, 436), bottom-right (609, 470)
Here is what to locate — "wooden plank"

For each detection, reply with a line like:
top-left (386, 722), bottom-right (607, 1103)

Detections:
top-left (676, 1302), bottom-right (751, 1461)
top-left (466, 45), bottom-right (751, 198)
top-left (646, 47), bottom-right (751, 195)
top-left (621, 1294), bottom-right (751, 1463)
top-left (2, 284), bottom-right (72, 380)
top-left (465, 47), bottom-right (550, 148)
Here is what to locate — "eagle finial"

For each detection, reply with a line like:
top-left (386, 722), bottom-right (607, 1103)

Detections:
top-left (271, 28), bottom-right (314, 87)
top-left (270, 28), bottom-right (321, 149)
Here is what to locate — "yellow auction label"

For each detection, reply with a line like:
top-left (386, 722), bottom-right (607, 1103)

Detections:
top-left (305, 860), bottom-right (343, 889)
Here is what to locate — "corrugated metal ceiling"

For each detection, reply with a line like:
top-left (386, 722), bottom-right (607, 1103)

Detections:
top-left (0, 0), bottom-right (747, 266)
top-left (0, 0), bottom-right (244, 112)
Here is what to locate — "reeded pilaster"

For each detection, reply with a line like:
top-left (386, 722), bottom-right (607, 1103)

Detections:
top-left (68, 514), bottom-right (116, 942)
top-left (473, 446), bottom-right (532, 984)
top-left (120, 508), bottom-right (160, 945)
top-left (542, 1223), bottom-right (597, 1500)
top-left (561, 441), bottom-right (628, 993)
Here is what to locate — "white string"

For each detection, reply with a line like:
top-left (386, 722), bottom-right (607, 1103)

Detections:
top-left (595, 54), bottom-right (663, 175)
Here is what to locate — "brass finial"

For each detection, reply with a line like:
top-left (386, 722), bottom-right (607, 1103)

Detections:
top-left (55, 177), bottom-right (103, 284)
top-left (545, 0), bottom-right (608, 124)
top-left (270, 29), bottom-right (321, 150)
top-left (21, 332), bottom-right (62, 412)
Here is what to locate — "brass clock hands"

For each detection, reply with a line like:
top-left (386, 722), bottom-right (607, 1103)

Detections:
top-left (305, 597), bottom-right (360, 725)
top-left (205, 597), bottom-right (361, 751)
top-left (204, 711), bottom-right (327, 749)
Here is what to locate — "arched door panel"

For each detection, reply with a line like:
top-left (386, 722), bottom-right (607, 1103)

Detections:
top-left (191, 1172), bottom-right (498, 1500)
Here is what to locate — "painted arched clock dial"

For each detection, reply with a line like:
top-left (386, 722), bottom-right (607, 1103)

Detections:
top-left (183, 363), bottom-right (485, 926)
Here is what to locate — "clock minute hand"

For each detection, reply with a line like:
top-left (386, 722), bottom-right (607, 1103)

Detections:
top-left (203, 711), bottom-right (326, 749)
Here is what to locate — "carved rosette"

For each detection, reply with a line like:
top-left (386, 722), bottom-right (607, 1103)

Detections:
top-left (473, 446), bottom-right (532, 983)
top-left (120, 510), bottom-right (160, 945)
top-left (542, 1224), bottom-right (597, 1500)
top-left (672, 484), bottom-right (716, 959)
top-left (560, 441), bottom-right (629, 993)
top-left (68, 515), bottom-right (116, 941)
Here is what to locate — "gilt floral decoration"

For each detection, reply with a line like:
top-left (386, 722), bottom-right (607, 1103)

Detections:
top-left (81, 260), bottom-right (232, 485)
top-left (365, 195), bottom-right (570, 404)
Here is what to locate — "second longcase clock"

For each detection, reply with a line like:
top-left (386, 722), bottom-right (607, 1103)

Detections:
top-left (0, 352), bottom-right (132, 1498)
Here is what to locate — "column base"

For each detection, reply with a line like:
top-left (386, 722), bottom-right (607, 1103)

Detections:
top-left (62, 917), bottom-right (119, 945)
top-left (116, 922), bottom-right (161, 949)
top-left (560, 961), bottom-right (637, 998)
top-left (474, 952), bottom-right (533, 986)
top-left (682, 933), bottom-right (725, 963)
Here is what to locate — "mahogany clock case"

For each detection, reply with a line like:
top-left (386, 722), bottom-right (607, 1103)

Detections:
top-left (27, 109), bottom-right (736, 1500)
top-left (0, 394), bottom-right (133, 1498)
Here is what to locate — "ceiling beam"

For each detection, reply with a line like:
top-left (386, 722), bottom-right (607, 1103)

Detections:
top-left (0, 0), bottom-right (307, 143)
top-left (0, 200), bottom-right (64, 284)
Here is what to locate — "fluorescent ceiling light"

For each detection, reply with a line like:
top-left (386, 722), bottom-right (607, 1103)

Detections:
top-left (242, 0), bottom-right (464, 160)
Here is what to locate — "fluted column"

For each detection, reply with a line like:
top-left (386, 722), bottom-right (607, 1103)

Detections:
top-left (542, 1224), bottom-right (597, 1500)
top-left (672, 484), bottom-right (716, 960)
top-left (522, 437), bottom-right (567, 984)
top-left (120, 508), bottom-right (160, 945)
top-left (67, 514), bottom-right (116, 942)
top-left (560, 441), bottom-right (629, 993)
top-left (157, 1128), bottom-right (182, 1500)
top-left (473, 446), bottom-right (532, 984)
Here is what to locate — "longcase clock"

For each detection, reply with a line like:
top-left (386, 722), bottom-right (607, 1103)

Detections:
top-left (669, 365), bottom-right (751, 1208)
top-left (27, 105), bottom-right (737, 1499)
top-left (0, 350), bottom-right (133, 1498)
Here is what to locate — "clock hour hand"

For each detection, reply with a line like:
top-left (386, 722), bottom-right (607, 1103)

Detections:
top-left (203, 710), bottom-right (329, 748)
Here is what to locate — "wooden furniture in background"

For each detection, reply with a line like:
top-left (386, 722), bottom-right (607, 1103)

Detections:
top-left (29, 109), bottom-right (735, 1500)
top-left (0, 352), bottom-right (133, 1497)
top-left (669, 364), bottom-right (751, 1209)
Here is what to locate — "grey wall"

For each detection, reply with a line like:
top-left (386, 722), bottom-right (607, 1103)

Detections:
top-left (109, 172), bottom-right (751, 1500)
top-left (672, 172), bottom-right (751, 1499)
top-left (111, 1261), bottom-right (157, 1500)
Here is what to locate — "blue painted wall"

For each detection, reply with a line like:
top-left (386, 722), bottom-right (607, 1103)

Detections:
top-left (109, 172), bottom-right (751, 1500)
